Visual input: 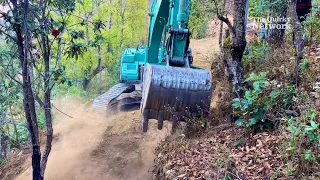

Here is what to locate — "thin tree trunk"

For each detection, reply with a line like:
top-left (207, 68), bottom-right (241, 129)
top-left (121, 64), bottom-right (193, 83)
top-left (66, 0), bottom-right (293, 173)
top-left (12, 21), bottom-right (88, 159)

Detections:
top-left (290, 0), bottom-right (304, 86)
top-left (215, 0), bottom-right (247, 122)
top-left (218, 0), bottom-right (226, 53)
top-left (267, 0), bottom-right (287, 48)
top-left (229, 0), bottom-right (247, 96)
top-left (11, 0), bottom-right (42, 178)
top-left (83, 45), bottom-right (104, 91)
top-left (119, 0), bottom-right (126, 49)
top-left (0, 131), bottom-right (7, 159)
top-left (10, 107), bottom-right (20, 147)
top-left (40, 33), bottom-right (53, 178)
top-left (215, 0), bottom-right (247, 95)
top-left (83, 78), bottom-right (91, 91)
top-left (56, 37), bottom-right (64, 67)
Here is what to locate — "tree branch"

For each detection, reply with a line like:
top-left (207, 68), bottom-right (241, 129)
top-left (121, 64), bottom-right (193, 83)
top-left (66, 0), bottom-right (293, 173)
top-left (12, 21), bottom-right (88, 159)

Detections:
top-left (212, 0), bottom-right (236, 39)
top-left (35, 94), bottom-right (45, 108)
top-left (51, 104), bottom-right (73, 118)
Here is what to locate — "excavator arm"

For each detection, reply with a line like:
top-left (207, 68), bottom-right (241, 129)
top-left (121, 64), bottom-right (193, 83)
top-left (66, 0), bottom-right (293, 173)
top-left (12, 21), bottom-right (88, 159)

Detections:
top-left (120, 0), bottom-right (193, 81)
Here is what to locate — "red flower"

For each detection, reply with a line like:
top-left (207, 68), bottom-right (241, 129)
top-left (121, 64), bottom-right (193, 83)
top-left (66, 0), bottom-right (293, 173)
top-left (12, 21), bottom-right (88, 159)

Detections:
top-left (52, 29), bottom-right (60, 37)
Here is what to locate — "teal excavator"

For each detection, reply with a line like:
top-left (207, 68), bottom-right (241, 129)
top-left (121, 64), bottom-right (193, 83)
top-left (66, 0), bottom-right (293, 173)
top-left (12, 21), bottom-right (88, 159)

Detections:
top-left (93, 0), bottom-right (212, 133)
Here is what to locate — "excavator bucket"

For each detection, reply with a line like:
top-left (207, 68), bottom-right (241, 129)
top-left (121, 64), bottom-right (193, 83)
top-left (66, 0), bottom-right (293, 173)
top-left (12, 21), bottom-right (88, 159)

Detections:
top-left (140, 63), bottom-right (212, 133)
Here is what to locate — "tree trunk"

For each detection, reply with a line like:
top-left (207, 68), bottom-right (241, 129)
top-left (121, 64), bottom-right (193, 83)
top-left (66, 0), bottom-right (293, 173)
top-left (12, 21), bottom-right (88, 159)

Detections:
top-left (216, 0), bottom-right (247, 122)
top-left (119, 0), bottom-right (126, 49)
top-left (82, 45), bottom-right (103, 91)
top-left (40, 34), bottom-right (53, 178)
top-left (229, 0), bottom-right (247, 97)
top-left (12, 0), bottom-right (42, 179)
top-left (290, 0), bottom-right (304, 86)
top-left (56, 37), bottom-right (64, 67)
top-left (267, 0), bottom-right (287, 48)
top-left (218, 0), bottom-right (226, 53)
top-left (18, 27), bottom-right (42, 180)
top-left (10, 106), bottom-right (20, 147)
top-left (219, 21), bottom-right (224, 53)
top-left (0, 132), bottom-right (8, 159)
top-left (215, 0), bottom-right (247, 92)
top-left (83, 78), bottom-right (91, 91)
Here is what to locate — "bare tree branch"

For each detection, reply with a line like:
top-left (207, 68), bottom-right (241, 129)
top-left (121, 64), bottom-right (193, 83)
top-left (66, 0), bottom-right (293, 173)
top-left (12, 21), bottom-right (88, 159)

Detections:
top-left (212, 0), bottom-right (236, 40)
top-left (51, 104), bottom-right (73, 118)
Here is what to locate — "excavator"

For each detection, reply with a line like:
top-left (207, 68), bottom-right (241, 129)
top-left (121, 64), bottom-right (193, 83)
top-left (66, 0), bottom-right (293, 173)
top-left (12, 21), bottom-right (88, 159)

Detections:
top-left (93, 0), bottom-right (212, 133)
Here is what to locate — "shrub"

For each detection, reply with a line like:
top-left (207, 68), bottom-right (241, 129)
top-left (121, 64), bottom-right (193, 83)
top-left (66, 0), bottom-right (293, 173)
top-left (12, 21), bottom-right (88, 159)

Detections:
top-left (243, 41), bottom-right (271, 71)
top-left (233, 72), bottom-right (295, 132)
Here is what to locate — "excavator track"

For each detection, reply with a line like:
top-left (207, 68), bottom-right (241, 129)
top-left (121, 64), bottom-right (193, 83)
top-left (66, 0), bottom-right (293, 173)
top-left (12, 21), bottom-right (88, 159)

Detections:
top-left (92, 83), bottom-right (135, 112)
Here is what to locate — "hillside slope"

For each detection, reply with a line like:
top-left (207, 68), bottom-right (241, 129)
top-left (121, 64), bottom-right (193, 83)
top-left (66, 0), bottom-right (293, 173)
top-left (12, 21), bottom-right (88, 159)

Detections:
top-left (2, 33), bottom-right (218, 180)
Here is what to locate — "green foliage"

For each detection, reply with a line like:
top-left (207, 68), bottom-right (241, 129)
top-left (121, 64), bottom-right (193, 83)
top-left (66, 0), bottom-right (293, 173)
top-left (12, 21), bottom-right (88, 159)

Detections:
top-left (13, 125), bottom-right (30, 146)
top-left (304, 1), bottom-right (320, 39)
top-left (54, 85), bottom-right (93, 99)
top-left (188, 0), bottom-right (209, 39)
top-left (52, 66), bottom-right (73, 86)
top-left (233, 72), bottom-right (295, 131)
top-left (37, 111), bottom-right (47, 130)
top-left (58, 0), bottom-right (148, 91)
top-left (299, 59), bottom-right (311, 73)
top-left (287, 110), bottom-right (320, 148)
top-left (243, 41), bottom-right (271, 67)
top-left (221, 176), bottom-right (232, 180)
top-left (248, 0), bottom-right (286, 18)
top-left (105, 61), bottom-right (120, 89)
top-left (65, 42), bottom-right (88, 59)
top-left (248, 0), bottom-right (269, 17)
top-left (284, 107), bottom-right (320, 169)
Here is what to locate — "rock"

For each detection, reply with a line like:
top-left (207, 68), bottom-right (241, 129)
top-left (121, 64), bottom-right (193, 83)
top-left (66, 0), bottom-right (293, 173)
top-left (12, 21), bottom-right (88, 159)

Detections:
top-left (18, 150), bottom-right (23, 156)
top-left (176, 174), bottom-right (186, 178)
top-left (166, 169), bottom-right (173, 175)
top-left (285, 110), bottom-right (299, 117)
top-left (313, 82), bottom-right (320, 90)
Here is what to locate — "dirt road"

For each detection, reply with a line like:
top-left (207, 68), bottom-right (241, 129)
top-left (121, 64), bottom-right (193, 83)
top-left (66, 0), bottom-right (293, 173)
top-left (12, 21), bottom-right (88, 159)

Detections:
top-left (16, 98), bottom-right (169, 180)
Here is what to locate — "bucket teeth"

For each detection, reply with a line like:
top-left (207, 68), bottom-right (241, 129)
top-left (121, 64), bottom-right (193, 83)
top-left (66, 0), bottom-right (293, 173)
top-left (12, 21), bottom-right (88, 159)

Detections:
top-left (141, 63), bottom-right (212, 132)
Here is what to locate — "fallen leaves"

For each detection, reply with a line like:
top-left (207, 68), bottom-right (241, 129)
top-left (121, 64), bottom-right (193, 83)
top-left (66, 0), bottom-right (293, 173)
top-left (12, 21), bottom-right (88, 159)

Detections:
top-left (153, 125), bottom-right (293, 180)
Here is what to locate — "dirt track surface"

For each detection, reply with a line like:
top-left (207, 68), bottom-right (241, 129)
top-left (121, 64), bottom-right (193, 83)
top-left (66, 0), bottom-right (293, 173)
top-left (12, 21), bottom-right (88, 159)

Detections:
top-left (190, 21), bottom-right (220, 71)
top-left (15, 98), bottom-right (169, 180)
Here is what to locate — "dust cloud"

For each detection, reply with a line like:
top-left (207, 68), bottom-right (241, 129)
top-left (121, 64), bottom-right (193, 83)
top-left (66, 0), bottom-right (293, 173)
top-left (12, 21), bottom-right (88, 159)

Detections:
top-left (16, 97), bottom-right (169, 180)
